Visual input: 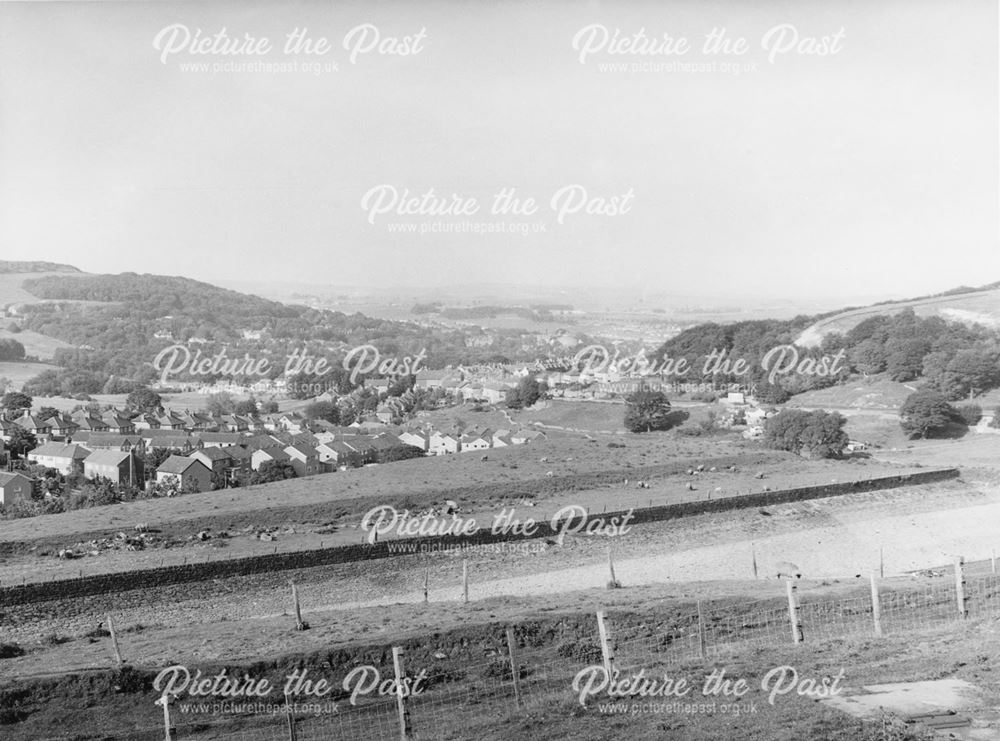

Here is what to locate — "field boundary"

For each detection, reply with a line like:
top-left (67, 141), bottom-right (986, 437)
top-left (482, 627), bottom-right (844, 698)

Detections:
top-left (0, 468), bottom-right (959, 607)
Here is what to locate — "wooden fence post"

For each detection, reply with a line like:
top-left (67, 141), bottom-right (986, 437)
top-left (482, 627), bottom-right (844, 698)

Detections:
top-left (290, 582), bottom-right (307, 630)
top-left (869, 574), bottom-right (883, 637)
top-left (423, 570), bottom-right (429, 604)
top-left (596, 611), bottom-right (616, 677)
top-left (391, 646), bottom-right (414, 740)
top-left (608, 550), bottom-right (619, 587)
top-left (879, 547), bottom-right (884, 579)
top-left (786, 580), bottom-right (802, 644)
top-left (107, 613), bottom-right (123, 667)
top-left (506, 628), bottom-right (523, 708)
top-left (955, 556), bottom-right (967, 618)
top-left (751, 543), bottom-right (758, 580)
top-left (462, 561), bottom-right (469, 603)
top-left (697, 601), bottom-right (707, 659)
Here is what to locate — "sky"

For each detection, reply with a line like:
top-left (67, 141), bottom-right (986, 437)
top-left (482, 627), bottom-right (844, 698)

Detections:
top-left (0, 0), bottom-right (997, 303)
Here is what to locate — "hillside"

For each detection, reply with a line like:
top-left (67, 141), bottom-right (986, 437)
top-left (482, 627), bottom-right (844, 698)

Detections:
top-left (0, 261), bottom-right (80, 274)
top-left (797, 283), bottom-right (1000, 346)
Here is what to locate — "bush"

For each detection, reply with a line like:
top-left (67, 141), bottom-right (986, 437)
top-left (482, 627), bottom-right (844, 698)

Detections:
top-left (0, 643), bottom-right (25, 659)
top-left (899, 390), bottom-right (956, 439)
top-left (991, 408), bottom-right (1000, 428)
top-left (763, 409), bottom-right (848, 458)
top-left (954, 403), bottom-right (982, 427)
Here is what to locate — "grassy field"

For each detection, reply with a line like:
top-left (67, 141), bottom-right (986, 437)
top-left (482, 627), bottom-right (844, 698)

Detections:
top-left (514, 399), bottom-right (630, 434)
top-left (0, 361), bottom-right (61, 390)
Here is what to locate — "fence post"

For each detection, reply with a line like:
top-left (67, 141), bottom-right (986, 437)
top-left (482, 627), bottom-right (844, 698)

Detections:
top-left (785, 580), bottom-right (802, 644)
top-left (879, 547), bottom-right (884, 579)
top-left (462, 560), bottom-right (469, 603)
top-left (697, 601), bottom-right (707, 659)
top-left (955, 556), bottom-right (967, 618)
top-left (284, 691), bottom-right (298, 741)
top-left (290, 581), bottom-right (306, 630)
top-left (107, 613), bottom-right (123, 667)
top-left (608, 550), bottom-right (619, 586)
top-left (505, 628), bottom-right (523, 708)
top-left (596, 611), bottom-right (616, 677)
top-left (423, 570), bottom-right (429, 604)
top-left (869, 574), bottom-right (883, 637)
top-left (391, 646), bottom-right (415, 740)
top-left (751, 543), bottom-right (758, 580)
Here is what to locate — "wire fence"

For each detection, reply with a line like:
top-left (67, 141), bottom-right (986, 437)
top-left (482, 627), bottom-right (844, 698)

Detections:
top-left (113, 565), bottom-right (1000, 741)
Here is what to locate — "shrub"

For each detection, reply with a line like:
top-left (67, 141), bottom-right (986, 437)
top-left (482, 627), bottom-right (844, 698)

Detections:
top-left (0, 643), bottom-right (25, 659)
top-left (954, 403), bottom-right (982, 427)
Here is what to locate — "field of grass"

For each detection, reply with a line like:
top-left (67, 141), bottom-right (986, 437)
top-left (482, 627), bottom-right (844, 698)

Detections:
top-left (0, 361), bottom-right (61, 390)
top-left (786, 378), bottom-right (916, 411)
top-left (514, 399), bottom-right (629, 434)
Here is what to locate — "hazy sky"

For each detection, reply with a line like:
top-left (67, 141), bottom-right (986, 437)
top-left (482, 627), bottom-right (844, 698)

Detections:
top-left (0, 0), bottom-right (996, 302)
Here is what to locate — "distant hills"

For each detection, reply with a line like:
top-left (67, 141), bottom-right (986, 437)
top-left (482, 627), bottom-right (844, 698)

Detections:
top-left (0, 261), bottom-right (81, 274)
top-left (797, 282), bottom-right (1000, 347)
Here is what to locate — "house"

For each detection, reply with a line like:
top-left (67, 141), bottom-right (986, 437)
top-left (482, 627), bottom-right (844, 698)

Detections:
top-left (251, 446), bottom-right (292, 471)
top-left (196, 432), bottom-right (246, 448)
top-left (137, 430), bottom-right (196, 452)
top-left (83, 449), bottom-right (144, 486)
top-left (315, 440), bottom-right (362, 470)
top-left (491, 428), bottom-right (514, 447)
top-left (376, 404), bottom-right (395, 424)
top-left (15, 412), bottom-right (51, 442)
top-left (101, 410), bottom-right (135, 434)
top-left (71, 432), bottom-right (145, 451)
top-left (366, 378), bottom-right (392, 393)
top-left (510, 430), bottom-right (545, 445)
top-left (27, 442), bottom-right (91, 475)
top-left (0, 472), bottom-right (33, 506)
top-left (225, 446), bottom-right (253, 482)
top-left (414, 369), bottom-right (457, 390)
top-left (428, 432), bottom-right (461, 455)
top-left (47, 415), bottom-right (79, 441)
top-left (156, 455), bottom-right (212, 492)
top-left (481, 383), bottom-right (511, 405)
top-left (191, 446), bottom-right (233, 477)
top-left (284, 444), bottom-right (321, 477)
top-left (218, 415), bottom-right (250, 432)
top-left (397, 430), bottom-right (429, 452)
top-left (460, 429), bottom-right (492, 452)
top-left (276, 413), bottom-right (306, 434)
top-left (71, 413), bottom-right (109, 433)
top-left (0, 418), bottom-right (21, 443)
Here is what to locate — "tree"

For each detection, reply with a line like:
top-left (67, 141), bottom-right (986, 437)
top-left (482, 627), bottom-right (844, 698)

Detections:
top-left (249, 460), bottom-right (297, 484)
top-left (624, 390), bottom-right (673, 432)
top-left (849, 339), bottom-right (887, 376)
top-left (885, 338), bottom-right (930, 382)
top-left (234, 399), bottom-right (259, 416)
top-left (763, 409), bottom-right (848, 458)
top-left (506, 377), bottom-right (546, 410)
top-left (126, 388), bottom-right (162, 414)
top-left (2, 391), bottom-right (32, 416)
top-left (304, 400), bottom-right (340, 425)
top-left (7, 426), bottom-right (37, 459)
top-left (260, 399), bottom-right (279, 414)
top-left (377, 444), bottom-right (426, 463)
top-left (205, 391), bottom-right (234, 415)
top-left (899, 390), bottom-right (955, 439)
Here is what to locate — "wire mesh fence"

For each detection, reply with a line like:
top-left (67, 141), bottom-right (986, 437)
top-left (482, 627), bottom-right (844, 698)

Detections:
top-left (124, 569), bottom-right (1000, 741)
